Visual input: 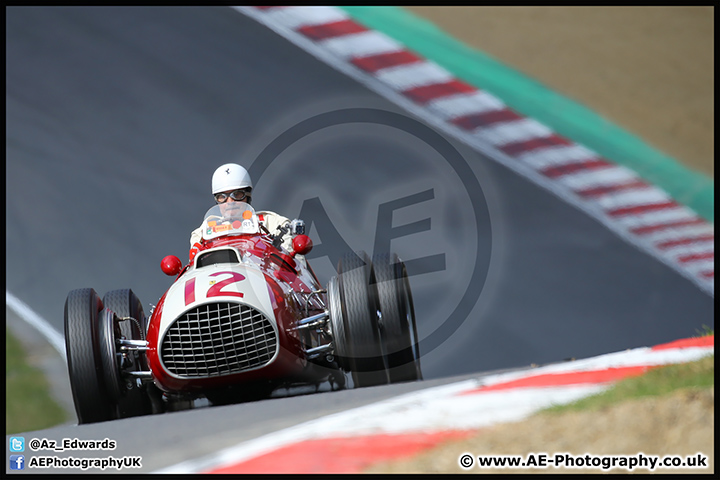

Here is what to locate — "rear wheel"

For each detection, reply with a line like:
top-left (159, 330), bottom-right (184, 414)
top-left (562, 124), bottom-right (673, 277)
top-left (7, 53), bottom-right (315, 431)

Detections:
top-left (64, 288), bottom-right (116, 424)
top-left (399, 260), bottom-right (422, 381)
top-left (102, 289), bottom-right (154, 418)
top-left (337, 252), bottom-right (389, 387)
top-left (372, 253), bottom-right (422, 383)
top-left (327, 276), bottom-right (350, 370)
top-left (103, 289), bottom-right (146, 346)
top-left (96, 308), bottom-right (123, 402)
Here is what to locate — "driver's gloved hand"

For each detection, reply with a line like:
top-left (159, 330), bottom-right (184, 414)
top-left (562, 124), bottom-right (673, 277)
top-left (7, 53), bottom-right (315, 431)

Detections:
top-left (189, 242), bottom-right (203, 262)
top-left (272, 224), bottom-right (290, 249)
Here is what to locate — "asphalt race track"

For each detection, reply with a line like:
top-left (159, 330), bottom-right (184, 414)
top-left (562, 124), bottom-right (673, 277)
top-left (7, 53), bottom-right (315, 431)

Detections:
top-left (5, 7), bottom-right (714, 472)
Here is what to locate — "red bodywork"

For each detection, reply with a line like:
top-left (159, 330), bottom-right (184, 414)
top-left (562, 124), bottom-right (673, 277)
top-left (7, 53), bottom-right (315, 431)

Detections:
top-left (145, 233), bottom-right (324, 394)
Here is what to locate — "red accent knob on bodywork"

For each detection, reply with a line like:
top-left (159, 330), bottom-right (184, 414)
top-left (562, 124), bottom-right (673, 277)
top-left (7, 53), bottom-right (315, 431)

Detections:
top-left (161, 255), bottom-right (183, 276)
top-left (292, 234), bottom-right (313, 256)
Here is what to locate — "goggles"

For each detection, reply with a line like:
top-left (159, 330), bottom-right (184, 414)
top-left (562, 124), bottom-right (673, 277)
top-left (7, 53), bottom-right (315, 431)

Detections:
top-left (214, 188), bottom-right (252, 204)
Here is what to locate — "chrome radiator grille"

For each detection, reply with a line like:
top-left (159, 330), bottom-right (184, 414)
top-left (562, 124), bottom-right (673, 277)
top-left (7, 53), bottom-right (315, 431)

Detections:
top-left (160, 302), bottom-right (277, 378)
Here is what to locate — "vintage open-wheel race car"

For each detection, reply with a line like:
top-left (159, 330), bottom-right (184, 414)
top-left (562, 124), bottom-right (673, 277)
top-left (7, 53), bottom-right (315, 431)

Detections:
top-left (64, 203), bottom-right (421, 424)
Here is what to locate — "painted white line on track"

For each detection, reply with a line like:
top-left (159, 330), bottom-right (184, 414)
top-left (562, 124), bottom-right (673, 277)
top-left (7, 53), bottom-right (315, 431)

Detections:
top-left (6, 290), bottom-right (66, 362)
top-left (154, 380), bottom-right (481, 474)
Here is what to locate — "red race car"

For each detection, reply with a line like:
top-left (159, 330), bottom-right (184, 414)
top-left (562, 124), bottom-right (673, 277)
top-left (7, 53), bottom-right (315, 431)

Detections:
top-left (64, 203), bottom-right (422, 424)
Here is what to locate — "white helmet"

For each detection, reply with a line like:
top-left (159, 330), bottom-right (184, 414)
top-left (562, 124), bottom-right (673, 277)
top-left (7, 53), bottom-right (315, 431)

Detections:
top-left (211, 163), bottom-right (253, 194)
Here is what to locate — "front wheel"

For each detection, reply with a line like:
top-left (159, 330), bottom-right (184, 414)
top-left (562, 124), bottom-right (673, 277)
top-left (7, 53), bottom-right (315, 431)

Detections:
top-left (64, 288), bottom-right (116, 424)
top-left (337, 252), bottom-right (389, 388)
top-left (372, 253), bottom-right (422, 383)
top-left (102, 289), bottom-right (153, 419)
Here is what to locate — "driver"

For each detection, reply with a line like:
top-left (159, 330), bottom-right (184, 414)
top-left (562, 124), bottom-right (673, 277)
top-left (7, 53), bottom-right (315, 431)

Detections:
top-left (189, 163), bottom-right (297, 261)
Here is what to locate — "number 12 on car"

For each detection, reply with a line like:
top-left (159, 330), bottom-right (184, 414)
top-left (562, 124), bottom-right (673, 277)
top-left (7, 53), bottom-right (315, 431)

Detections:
top-left (184, 271), bottom-right (246, 305)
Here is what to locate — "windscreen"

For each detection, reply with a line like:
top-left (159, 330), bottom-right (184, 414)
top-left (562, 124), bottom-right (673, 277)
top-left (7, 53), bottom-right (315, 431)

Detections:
top-left (201, 202), bottom-right (260, 241)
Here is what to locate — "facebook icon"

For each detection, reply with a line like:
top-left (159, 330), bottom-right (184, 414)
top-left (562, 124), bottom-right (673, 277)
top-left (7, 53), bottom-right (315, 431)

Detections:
top-left (9, 455), bottom-right (25, 470)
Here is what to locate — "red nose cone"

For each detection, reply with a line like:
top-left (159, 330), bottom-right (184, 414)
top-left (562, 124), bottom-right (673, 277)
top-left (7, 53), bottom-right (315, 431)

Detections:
top-left (292, 234), bottom-right (313, 256)
top-left (161, 255), bottom-right (183, 276)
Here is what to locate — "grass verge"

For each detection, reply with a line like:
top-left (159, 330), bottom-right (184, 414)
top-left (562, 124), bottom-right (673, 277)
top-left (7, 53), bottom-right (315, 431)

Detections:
top-left (544, 337), bottom-right (714, 415)
top-left (6, 327), bottom-right (68, 435)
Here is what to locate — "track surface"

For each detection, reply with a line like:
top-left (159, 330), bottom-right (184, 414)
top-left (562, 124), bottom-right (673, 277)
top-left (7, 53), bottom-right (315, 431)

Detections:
top-left (5, 6), bottom-right (714, 473)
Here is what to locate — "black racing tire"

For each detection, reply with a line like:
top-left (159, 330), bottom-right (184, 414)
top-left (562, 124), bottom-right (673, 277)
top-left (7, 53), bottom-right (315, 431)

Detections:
top-left (64, 288), bottom-right (116, 424)
top-left (102, 289), bottom-right (153, 418)
top-left (102, 289), bottom-right (147, 359)
top-left (372, 253), bottom-right (422, 383)
top-left (327, 276), bottom-right (351, 370)
top-left (97, 308), bottom-right (123, 402)
top-left (398, 259), bottom-right (423, 381)
top-left (338, 252), bottom-right (389, 388)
